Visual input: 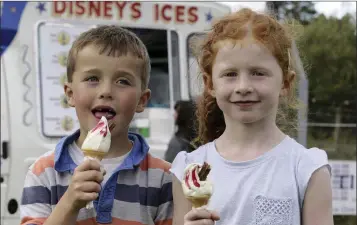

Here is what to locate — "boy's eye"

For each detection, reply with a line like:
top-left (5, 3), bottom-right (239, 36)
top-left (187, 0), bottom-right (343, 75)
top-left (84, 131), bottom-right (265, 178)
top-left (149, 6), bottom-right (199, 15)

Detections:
top-left (85, 76), bottom-right (99, 82)
top-left (117, 79), bottom-right (130, 85)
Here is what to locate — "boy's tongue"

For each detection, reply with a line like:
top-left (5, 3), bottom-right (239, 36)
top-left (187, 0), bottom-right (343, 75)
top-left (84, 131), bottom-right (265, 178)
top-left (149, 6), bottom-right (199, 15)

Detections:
top-left (94, 111), bottom-right (114, 120)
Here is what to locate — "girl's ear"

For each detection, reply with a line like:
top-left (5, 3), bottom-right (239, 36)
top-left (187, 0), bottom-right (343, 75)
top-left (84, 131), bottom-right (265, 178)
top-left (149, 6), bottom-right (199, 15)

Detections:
top-left (203, 73), bottom-right (216, 98)
top-left (209, 90), bottom-right (216, 98)
top-left (281, 70), bottom-right (296, 96)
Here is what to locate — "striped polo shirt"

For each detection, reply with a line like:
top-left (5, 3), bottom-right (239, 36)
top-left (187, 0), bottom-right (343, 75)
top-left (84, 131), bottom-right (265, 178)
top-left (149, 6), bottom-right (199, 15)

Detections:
top-left (20, 130), bottom-right (173, 225)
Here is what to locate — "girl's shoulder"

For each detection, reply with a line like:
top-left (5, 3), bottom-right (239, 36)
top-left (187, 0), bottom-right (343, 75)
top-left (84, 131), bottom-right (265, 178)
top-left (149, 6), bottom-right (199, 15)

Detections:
top-left (169, 141), bottom-right (214, 180)
top-left (282, 137), bottom-right (331, 208)
top-left (283, 136), bottom-right (329, 170)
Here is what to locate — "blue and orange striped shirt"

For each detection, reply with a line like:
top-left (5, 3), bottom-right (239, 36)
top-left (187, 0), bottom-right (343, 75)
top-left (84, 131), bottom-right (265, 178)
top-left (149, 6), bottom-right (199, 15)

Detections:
top-left (20, 130), bottom-right (173, 225)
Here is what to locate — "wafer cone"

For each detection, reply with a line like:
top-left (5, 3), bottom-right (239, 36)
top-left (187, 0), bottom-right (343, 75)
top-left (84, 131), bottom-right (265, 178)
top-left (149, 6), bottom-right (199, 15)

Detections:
top-left (82, 149), bottom-right (107, 161)
top-left (187, 195), bottom-right (211, 208)
top-left (82, 149), bottom-right (107, 210)
top-left (81, 121), bottom-right (116, 210)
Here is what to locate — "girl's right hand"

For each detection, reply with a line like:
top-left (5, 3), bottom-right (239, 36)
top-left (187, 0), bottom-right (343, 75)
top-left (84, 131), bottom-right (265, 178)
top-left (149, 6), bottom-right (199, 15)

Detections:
top-left (62, 159), bottom-right (104, 211)
top-left (184, 207), bottom-right (220, 225)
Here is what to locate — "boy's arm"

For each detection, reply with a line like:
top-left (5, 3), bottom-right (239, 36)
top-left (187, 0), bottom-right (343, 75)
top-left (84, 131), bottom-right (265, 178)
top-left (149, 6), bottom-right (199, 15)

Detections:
top-left (42, 193), bottom-right (79, 225)
top-left (302, 166), bottom-right (334, 225)
top-left (21, 151), bottom-right (103, 225)
top-left (172, 175), bottom-right (192, 225)
top-left (20, 166), bottom-right (51, 225)
top-left (20, 169), bottom-right (79, 225)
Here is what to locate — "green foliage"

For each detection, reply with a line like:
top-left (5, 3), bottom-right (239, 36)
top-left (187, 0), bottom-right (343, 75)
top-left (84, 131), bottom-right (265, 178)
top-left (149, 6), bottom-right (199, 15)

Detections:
top-left (299, 14), bottom-right (356, 123)
top-left (301, 13), bottom-right (356, 225)
top-left (334, 216), bottom-right (357, 225)
top-left (267, 1), bottom-right (317, 25)
top-left (266, 3), bottom-right (356, 223)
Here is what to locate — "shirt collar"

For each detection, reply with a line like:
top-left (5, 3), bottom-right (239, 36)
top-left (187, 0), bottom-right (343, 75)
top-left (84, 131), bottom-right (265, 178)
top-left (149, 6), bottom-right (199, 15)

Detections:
top-left (54, 129), bottom-right (150, 173)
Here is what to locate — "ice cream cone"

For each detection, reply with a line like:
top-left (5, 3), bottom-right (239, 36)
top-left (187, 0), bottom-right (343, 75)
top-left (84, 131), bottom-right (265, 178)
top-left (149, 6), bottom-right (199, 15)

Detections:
top-left (82, 149), bottom-right (107, 161)
top-left (188, 196), bottom-right (211, 208)
top-left (82, 149), bottom-right (107, 210)
top-left (80, 117), bottom-right (116, 210)
top-left (182, 162), bottom-right (213, 209)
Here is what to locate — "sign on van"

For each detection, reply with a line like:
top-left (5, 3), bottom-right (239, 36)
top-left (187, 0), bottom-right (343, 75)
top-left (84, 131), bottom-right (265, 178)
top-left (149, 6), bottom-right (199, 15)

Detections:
top-left (330, 160), bottom-right (356, 215)
top-left (52, 2), bottom-right (199, 24)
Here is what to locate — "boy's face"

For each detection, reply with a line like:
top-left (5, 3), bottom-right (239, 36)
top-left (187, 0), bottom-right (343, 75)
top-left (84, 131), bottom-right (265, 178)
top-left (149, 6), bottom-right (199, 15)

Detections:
top-left (64, 44), bottom-right (151, 136)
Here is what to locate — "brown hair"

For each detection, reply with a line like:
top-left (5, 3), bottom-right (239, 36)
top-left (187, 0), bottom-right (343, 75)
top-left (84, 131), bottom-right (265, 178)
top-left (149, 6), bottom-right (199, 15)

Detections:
top-left (67, 25), bottom-right (151, 89)
top-left (193, 8), bottom-right (302, 144)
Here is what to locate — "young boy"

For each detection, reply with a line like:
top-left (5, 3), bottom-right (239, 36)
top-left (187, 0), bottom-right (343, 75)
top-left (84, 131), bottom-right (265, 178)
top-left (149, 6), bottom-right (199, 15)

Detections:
top-left (20, 25), bottom-right (173, 225)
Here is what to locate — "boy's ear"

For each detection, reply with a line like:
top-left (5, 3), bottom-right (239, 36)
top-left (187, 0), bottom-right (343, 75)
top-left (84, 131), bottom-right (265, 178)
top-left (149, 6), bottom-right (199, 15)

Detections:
top-left (136, 89), bottom-right (151, 113)
top-left (280, 70), bottom-right (296, 96)
top-left (64, 82), bottom-right (75, 107)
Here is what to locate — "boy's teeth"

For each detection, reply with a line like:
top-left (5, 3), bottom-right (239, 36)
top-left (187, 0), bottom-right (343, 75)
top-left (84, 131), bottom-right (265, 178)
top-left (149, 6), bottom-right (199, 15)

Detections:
top-left (94, 111), bottom-right (114, 119)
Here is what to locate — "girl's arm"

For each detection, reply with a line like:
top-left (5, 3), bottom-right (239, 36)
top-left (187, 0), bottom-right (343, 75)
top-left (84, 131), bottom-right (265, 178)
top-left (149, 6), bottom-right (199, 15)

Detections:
top-left (302, 166), bottom-right (334, 225)
top-left (172, 175), bottom-right (192, 225)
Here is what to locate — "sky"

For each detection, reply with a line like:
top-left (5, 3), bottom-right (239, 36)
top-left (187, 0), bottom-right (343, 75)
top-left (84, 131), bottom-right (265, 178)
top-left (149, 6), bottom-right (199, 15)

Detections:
top-left (221, 1), bottom-right (356, 18)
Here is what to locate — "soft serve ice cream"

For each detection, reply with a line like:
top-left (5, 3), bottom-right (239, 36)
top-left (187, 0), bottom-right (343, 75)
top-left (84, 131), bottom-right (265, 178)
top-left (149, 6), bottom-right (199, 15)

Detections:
top-left (81, 116), bottom-right (114, 161)
top-left (182, 162), bottom-right (213, 208)
top-left (81, 116), bottom-right (115, 209)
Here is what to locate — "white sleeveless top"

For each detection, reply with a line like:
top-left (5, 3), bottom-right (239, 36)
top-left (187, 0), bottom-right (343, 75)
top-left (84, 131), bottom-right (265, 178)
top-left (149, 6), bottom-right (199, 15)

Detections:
top-left (170, 136), bottom-right (330, 225)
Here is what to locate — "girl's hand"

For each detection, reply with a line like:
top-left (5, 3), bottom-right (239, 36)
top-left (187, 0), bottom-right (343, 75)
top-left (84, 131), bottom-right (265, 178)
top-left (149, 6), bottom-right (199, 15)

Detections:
top-left (184, 207), bottom-right (220, 225)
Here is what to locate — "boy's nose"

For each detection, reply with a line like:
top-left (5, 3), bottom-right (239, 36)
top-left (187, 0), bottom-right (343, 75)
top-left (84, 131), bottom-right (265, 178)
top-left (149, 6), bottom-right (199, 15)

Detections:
top-left (98, 83), bottom-right (113, 99)
top-left (99, 92), bottom-right (113, 99)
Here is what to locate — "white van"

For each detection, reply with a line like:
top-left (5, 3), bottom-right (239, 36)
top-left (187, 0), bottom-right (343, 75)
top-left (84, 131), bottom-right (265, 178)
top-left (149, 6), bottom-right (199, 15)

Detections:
top-left (0, 1), bottom-right (231, 224)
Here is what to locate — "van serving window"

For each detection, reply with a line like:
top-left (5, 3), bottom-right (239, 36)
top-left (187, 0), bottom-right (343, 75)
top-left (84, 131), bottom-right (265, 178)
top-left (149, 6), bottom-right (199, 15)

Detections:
top-left (125, 28), bottom-right (180, 109)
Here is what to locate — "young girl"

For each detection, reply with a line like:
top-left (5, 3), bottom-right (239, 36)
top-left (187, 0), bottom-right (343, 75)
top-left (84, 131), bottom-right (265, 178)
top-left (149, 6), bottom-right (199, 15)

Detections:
top-left (171, 8), bottom-right (333, 225)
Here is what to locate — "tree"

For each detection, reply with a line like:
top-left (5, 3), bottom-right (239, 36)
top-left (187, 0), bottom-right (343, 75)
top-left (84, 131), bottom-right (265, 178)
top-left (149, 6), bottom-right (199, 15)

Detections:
top-left (302, 18), bottom-right (355, 225)
top-left (299, 14), bottom-right (356, 225)
top-left (266, 1), bottom-right (288, 20)
top-left (266, 4), bottom-right (356, 222)
top-left (299, 14), bottom-right (356, 124)
top-left (266, 1), bottom-right (317, 25)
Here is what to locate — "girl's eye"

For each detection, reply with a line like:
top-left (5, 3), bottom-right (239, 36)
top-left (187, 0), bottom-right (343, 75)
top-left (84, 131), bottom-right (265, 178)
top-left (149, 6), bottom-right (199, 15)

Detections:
top-left (252, 70), bottom-right (265, 76)
top-left (85, 76), bottom-right (99, 82)
top-left (224, 72), bottom-right (237, 77)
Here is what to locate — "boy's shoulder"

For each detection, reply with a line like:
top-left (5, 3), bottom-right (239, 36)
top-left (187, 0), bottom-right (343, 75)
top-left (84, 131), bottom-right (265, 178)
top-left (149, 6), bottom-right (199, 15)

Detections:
top-left (139, 152), bottom-right (171, 173)
top-left (29, 150), bottom-right (56, 177)
top-left (28, 132), bottom-right (78, 176)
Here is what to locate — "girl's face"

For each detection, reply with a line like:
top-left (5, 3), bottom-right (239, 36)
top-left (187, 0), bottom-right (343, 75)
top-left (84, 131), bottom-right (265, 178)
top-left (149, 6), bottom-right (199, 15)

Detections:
top-left (210, 39), bottom-right (289, 125)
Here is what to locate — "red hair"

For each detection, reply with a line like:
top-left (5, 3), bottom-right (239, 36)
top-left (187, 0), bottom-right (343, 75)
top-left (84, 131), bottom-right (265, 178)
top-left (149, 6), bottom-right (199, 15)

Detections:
top-left (193, 8), bottom-right (301, 144)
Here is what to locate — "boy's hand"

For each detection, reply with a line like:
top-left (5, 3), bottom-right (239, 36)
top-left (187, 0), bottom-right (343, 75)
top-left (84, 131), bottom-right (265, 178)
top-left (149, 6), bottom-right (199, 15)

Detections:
top-left (184, 207), bottom-right (220, 225)
top-left (62, 159), bottom-right (104, 211)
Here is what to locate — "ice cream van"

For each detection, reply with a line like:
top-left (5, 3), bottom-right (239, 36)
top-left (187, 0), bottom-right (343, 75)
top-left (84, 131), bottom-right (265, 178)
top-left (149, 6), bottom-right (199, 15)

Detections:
top-left (0, 1), bottom-right (231, 224)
